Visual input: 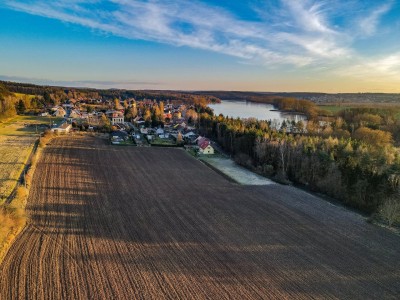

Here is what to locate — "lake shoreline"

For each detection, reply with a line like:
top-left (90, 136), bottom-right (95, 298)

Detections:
top-left (208, 99), bottom-right (307, 123)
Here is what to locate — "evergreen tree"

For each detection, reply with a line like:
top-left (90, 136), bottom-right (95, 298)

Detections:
top-left (15, 99), bottom-right (26, 114)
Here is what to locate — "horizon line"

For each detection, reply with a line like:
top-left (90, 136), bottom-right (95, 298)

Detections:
top-left (1, 78), bottom-right (400, 95)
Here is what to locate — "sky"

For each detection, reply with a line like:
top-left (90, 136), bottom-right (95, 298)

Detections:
top-left (0, 0), bottom-right (399, 92)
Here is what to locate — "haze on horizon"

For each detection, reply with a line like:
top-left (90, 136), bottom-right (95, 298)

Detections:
top-left (0, 0), bottom-right (399, 93)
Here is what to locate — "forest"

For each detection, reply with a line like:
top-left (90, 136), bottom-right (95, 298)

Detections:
top-left (0, 81), bottom-right (220, 120)
top-left (0, 81), bottom-right (219, 104)
top-left (197, 100), bottom-right (400, 223)
top-left (0, 84), bottom-right (16, 119)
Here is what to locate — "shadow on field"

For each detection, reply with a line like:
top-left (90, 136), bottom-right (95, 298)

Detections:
top-left (23, 137), bottom-right (400, 298)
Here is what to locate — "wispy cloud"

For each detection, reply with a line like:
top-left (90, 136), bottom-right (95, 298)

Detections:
top-left (280, 0), bottom-right (336, 34)
top-left (335, 52), bottom-right (400, 85)
top-left (358, 1), bottom-right (393, 36)
top-left (2, 0), bottom-right (399, 83)
top-left (3, 0), bottom-right (352, 66)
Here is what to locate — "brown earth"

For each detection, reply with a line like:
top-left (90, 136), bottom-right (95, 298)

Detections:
top-left (0, 136), bottom-right (399, 299)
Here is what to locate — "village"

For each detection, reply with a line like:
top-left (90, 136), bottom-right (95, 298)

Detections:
top-left (47, 97), bottom-right (216, 155)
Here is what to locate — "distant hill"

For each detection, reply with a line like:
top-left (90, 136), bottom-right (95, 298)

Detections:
top-left (1, 80), bottom-right (400, 104)
top-left (191, 91), bottom-right (400, 104)
top-left (0, 81), bottom-right (219, 103)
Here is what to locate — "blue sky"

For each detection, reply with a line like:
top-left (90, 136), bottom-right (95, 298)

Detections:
top-left (0, 0), bottom-right (399, 92)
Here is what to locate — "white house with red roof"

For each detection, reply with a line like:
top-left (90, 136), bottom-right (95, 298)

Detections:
top-left (197, 136), bottom-right (214, 155)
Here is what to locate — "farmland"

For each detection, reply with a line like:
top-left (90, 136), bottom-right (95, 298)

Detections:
top-left (0, 136), bottom-right (399, 299)
top-left (0, 135), bottom-right (35, 200)
top-left (0, 116), bottom-right (46, 200)
top-left (0, 116), bottom-right (54, 259)
top-left (317, 102), bottom-right (400, 118)
top-left (0, 115), bottom-right (61, 200)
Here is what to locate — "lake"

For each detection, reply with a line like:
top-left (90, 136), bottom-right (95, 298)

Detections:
top-left (209, 100), bottom-right (306, 125)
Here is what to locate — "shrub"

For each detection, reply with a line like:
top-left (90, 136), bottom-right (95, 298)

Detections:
top-left (379, 197), bottom-right (400, 227)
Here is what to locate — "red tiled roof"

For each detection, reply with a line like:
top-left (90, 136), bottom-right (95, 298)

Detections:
top-left (197, 137), bottom-right (207, 146)
top-left (199, 140), bottom-right (210, 150)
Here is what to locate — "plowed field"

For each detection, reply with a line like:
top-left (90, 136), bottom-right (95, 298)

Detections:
top-left (1, 136), bottom-right (399, 299)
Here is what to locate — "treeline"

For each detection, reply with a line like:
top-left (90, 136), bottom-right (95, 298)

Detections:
top-left (198, 112), bottom-right (400, 218)
top-left (247, 96), bottom-right (319, 119)
top-left (0, 84), bottom-right (16, 119)
top-left (0, 81), bottom-right (219, 104)
top-left (194, 91), bottom-right (319, 119)
top-left (2, 81), bottom-right (67, 97)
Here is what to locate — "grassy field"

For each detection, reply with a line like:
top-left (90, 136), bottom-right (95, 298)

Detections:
top-left (0, 129), bottom-right (53, 263)
top-left (0, 135), bottom-right (36, 201)
top-left (0, 136), bottom-right (399, 299)
top-left (0, 115), bottom-right (63, 135)
top-left (0, 186), bottom-right (27, 262)
top-left (200, 156), bottom-right (274, 185)
top-left (0, 115), bottom-right (55, 263)
top-left (0, 116), bottom-right (39, 201)
top-left (150, 136), bottom-right (177, 146)
top-left (0, 116), bottom-right (41, 259)
top-left (13, 93), bottom-right (37, 101)
top-left (0, 115), bottom-right (62, 200)
top-left (318, 103), bottom-right (400, 118)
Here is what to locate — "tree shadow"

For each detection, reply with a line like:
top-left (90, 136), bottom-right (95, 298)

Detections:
top-left (19, 136), bottom-right (400, 298)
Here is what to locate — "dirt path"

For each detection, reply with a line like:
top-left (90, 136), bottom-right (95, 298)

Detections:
top-left (1, 136), bottom-right (399, 299)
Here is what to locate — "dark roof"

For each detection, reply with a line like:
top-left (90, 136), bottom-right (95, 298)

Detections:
top-left (110, 131), bottom-right (128, 137)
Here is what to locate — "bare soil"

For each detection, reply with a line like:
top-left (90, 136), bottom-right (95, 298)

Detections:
top-left (1, 136), bottom-right (399, 299)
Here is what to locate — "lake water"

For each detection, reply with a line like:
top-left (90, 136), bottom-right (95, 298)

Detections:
top-left (209, 100), bottom-right (306, 125)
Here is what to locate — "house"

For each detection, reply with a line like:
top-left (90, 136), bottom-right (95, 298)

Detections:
top-left (51, 122), bottom-right (72, 134)
top-left (67, 109), bottom-right (81, 121)
top-left (173, 121), bottom-right (187, 132)
top-left (158, 133), bottom-right (170, 139)
top-left (199, 141), bottom-right (214, 155)
top-left (111, 130), bottom-right (128, 139)
top-left (156, 128), bottom-right (164, 136)
top-left (140, 128), bottom-right (149, 134)
top-left (196, 136), bottom-right (207, 145)
top-left (183, 131), bottom-right (196, 138)
top-left (184, 132), bottom-right (198, 144)
top-left (62, 103), bottom-right (74, 109)
top-left (133, 116), bottom-right (145, 126)
top-left (110, 131), bottom-right (129, 144)
top-left (53, 107), bottom-right (66, 118)
top-left (107, 110), bottom-right (124, 125)
top-left (197, 137), bottom-right (214, 155)
top-left (163, 113), bottom-right (172, 122)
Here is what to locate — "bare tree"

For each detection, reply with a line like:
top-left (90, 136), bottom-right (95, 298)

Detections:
top-left (279, 139), bottom-right (287, 178)
top-left (379, 196), bottom-right (400, 227)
